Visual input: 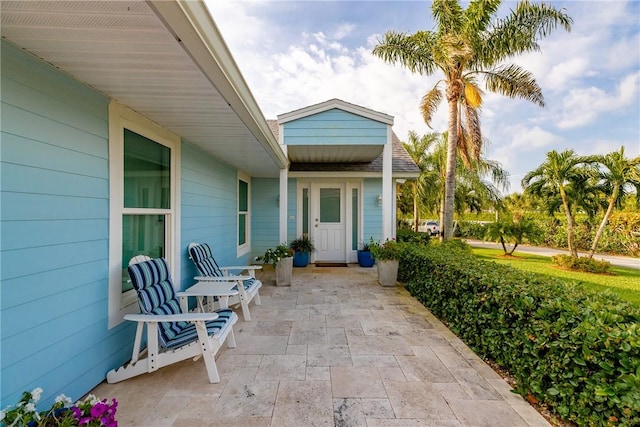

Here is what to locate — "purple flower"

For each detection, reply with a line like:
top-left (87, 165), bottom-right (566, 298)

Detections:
top-left (91, 402), bottom-right (108, 418)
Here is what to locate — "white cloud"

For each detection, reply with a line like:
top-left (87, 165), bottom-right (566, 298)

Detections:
top-left (557, 71), bottom-right (640, 129)
top-left (206, 0), bottom-right (638, 195)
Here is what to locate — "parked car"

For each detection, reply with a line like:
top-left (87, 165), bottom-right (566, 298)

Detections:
top-left (419, 220), bottom-right (440, 236)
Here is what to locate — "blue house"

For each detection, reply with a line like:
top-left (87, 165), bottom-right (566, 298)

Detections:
top-left (0, 1), bottom-right (418, 409)
top-left (256, 99), bottom-right (420, 264)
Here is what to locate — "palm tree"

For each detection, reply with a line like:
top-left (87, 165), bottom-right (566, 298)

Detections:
top-left (484, 215), bottom-right (542, 255)
top-left (372, 0), bottom-right (572, 240)
top-left (587, 147), bottom-right (640, 258)
top-left (521, 149), bottom-right (591, 257)
top-left (405, 131), bottom-right (509, 231)
top-left (402, 131), bottom-right (441, 231)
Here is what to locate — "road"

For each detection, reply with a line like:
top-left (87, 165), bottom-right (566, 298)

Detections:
top-left (464, 239), bottom-right (640, 270)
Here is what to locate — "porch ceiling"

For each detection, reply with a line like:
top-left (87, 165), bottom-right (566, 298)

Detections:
top-left (0, 0), bottom-right (287, 177)
top-left (288, 145), bottom-right (384, 163)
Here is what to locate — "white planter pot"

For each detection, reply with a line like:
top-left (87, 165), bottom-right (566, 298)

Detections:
top-left (275, 257), bottom-right (293, 286)
top-left (377, 259), bottom-right (399, 287)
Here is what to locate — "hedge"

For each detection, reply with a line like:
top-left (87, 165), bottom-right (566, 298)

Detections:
top-left (399, 242), bottom-right (640, 426)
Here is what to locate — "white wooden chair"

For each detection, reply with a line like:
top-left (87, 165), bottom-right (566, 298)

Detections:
top-left (106, 257), bottom-right (237, 384)
top-left (188, 242), bottom-right (262, 321)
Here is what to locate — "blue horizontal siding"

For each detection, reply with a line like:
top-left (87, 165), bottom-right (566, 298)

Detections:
top-left (1, 219), bottom-right (108, 251)
top-left (180, 143), bottom-right (242, 288)
top-left (249, 178), bottom-right (279, 260)
top-left (1, 260), bottom-right (107, 311)
top-left (284, 109), bottom-right (387, 146)
top-left (2, 132), bottom-right (108, 178)
top-left (0, 40), bottom-right (130, 409)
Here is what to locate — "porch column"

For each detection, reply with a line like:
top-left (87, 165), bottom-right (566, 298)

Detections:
top-left (279, 167), bottom-right (288, 243)
top-left (382, 126), bottom-right (393, 240)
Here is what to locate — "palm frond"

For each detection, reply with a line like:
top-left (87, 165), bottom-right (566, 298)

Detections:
top-left (372, 31), bottom-right (438, 75)
top-left (420, 86), bottom-right (444, 127)
top-left (433, 33), bottom-right (473, 70)
top-left (432, 0), bottom-right (465, 34)
top-left (481, 2), bottom-right (572, 64)
top-left (463, 80), bottom-right (483, 108)
top-left (463, 0), bottom-right (502, 34)
top-left (462, 102), bottom-right (482, 160)
top-left (456, 128), bottom-right (473, 169)
top-left (484, 64), bottom-right (544, 107)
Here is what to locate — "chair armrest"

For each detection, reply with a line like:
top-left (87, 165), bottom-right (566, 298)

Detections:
top-left (123, 312), bottom-right (219, 323)
top-left (180, 282), bottom-right (240, 297)
top-left (221, 265), bottom-right (262, 271)
top-left (194, 275), bottom-right (251, 282)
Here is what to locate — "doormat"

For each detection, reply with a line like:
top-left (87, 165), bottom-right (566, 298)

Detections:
top-left (315, 262), bottom-right (348, 267)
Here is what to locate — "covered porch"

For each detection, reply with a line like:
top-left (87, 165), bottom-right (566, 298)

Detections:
top-left (90, 266), bottom-right (549, 426)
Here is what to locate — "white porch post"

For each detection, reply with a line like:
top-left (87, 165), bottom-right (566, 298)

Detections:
top-left (382, 126), bottom-right (393, 240)
top-left (279, 168), bottom-right (288, 243)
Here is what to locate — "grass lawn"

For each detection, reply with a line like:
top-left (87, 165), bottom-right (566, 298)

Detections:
top-left (471, 247), bottom-right (640, 305)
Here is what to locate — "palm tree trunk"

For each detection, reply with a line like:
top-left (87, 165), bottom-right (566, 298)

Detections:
top-left (588, 186), bottom-right (618, 259)
top-left (500, 236), bottom-right (507, 255)
top-left (559, 186), bottom-right (578, 257)
top-left (442, 98), bottom-right (458, 240)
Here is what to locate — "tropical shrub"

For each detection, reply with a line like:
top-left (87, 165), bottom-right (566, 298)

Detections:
top-left (551, 254), bottom-right (611, 273)
top-left (370, 239), bottom-right (404, 261)
top-left (455, 221), bottom-right (487, 239)
top-left (396, 228), bottom-right (430, 246)
top-left (399, 244), bottom-right (640, 426)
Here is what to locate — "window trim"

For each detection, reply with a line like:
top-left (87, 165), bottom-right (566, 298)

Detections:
top-left (108, 101), bottom-right (181, 328)
top-left (237, 171), bottom-right (250, 256)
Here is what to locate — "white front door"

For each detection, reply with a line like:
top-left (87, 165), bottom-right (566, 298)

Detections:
top-left (311, 183), bottom-right (345, 262)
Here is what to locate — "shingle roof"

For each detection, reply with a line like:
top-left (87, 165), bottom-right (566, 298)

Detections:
top-left (266, 120), bottom-right (419, 176)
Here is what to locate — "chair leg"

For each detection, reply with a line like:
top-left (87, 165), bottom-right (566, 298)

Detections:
top-left (240, 301), bottom-right (251, 321)
top-left (194, 321), bottom-right (220, 383)
top-left (253, 291), bottom-right (262, 306)
top-left (227, 326), bottom-right (237, 348)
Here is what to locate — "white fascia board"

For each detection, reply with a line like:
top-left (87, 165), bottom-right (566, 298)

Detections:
top-left (277, 98), bottom-right (394, 125)
top-left (148, 0), bottom-right (288, 169)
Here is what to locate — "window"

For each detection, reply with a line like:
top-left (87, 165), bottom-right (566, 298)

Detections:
top-left (108, 102), bottom-right (180, 327)
top-left (238, 172), bottom-right (250, 254)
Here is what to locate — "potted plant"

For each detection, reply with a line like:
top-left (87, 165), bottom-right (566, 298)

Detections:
top-left (290, 234), bottom-right (315, 267)
top-left (256, 243), bottom-right (294, 286)
top-left (357, 238), bottom-right (375, 267)
top-left (370, 238), bottom-right (402, 286)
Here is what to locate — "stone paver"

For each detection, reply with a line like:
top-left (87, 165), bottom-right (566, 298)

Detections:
top-left (91, 265), bottom-right (549, 426)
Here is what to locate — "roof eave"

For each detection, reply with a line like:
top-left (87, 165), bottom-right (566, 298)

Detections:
top-left (148, 0), bottom-right (288, 169)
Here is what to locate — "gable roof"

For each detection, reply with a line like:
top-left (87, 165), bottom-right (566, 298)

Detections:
top-left (268, 120), bottom-right (420, 177)
top-left (277, 98), bottom-right (394, 125)
top-left (0, 0), bottom-right (288, 177)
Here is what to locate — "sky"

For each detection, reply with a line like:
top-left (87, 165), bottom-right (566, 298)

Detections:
top-left (205, 0), bottom-right (640, 194)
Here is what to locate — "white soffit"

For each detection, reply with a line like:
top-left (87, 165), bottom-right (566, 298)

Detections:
top-left (288, 145), bottom-right (384, 163)
top-left (0, 0), bottom-right (286, 177)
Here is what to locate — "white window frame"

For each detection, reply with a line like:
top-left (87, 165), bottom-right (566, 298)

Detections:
top-left (237, 171), bottom-right (251, 256)
top-left (108, 101), bottom-right (181, 328)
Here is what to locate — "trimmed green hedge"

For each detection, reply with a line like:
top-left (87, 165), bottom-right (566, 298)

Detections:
top-left (399, 242), bottom-right (640, 426)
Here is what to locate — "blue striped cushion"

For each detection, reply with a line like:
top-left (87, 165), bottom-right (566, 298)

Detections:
top-left (127, 258), bottom-right (189, 347)
top-left (163, 309), bottom-right (235, 349)
top-left (231, 277), bottom-right (256, 292)
top-left (189, 243), bottom-right (223, 277)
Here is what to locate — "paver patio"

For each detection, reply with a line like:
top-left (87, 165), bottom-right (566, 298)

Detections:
top-left (91, 265), bottom-right (549, 426)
